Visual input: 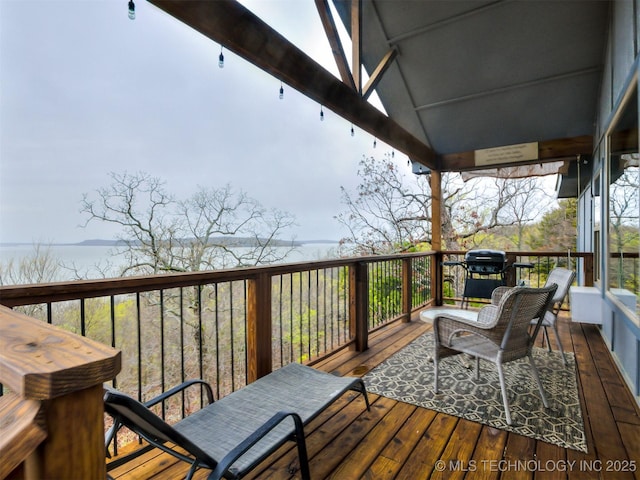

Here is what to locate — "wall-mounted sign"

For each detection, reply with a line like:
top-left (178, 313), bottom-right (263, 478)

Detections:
top-left (475, 142), bottom-right (539, 166)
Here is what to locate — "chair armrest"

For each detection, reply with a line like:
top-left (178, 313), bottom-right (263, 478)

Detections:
top-left (433, 305), bottom-right (503, 348)
top-left (208, 411), bottom-right (307, 480)
top-left (105, 379), bottom-right (214, 456)
top-left (144, 379), bottom-right (214, 408)
top-left (477, 304), bottom-right (499, 325)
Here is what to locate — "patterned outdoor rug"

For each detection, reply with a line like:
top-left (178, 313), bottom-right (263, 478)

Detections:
top-left (363, 332), bottom-right (587, 452)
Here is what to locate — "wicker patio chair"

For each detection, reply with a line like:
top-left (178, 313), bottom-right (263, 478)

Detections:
top-left (432, 284), bottom-right (557, 425)
top-left (530, 267), bottom-right (576, 366)
top-left (104, 363), bottom-right (370, 480)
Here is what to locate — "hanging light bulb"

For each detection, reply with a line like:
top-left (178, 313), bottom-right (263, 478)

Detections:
top-left (351, 125), bottom-right (355, 137)
top-left (373, 138), bottom-right (377, 148)
top-left (320, 106), bottom-right (324, 121)
top-left (392, 150), bottom-right (395, 158)
top-left (128, 0), bottom-right (135, 20)
top-left (218, 46), bottom-right (225, 68)
top-left (279, 83), bottom-right (284, 100)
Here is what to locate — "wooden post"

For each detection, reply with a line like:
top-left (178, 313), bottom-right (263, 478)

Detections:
top-left (505, 252), bottom-right (518, 286)
top-left (401, 258), bottom-right (412, 322)
top-left (349, 262), bottom-right (369, 351)
top-left (246, 272), bottom-right (272, 382)
top-left (584, 254), bottom-right (594, 286)
top-left (430, 170), bottom-right (442, 252)
top-left (0, 305), bottom-right (121, 480)
top-left (433, 251), bottom-right (444, 306)
top-left (430, 171), bottom-right (444, 306)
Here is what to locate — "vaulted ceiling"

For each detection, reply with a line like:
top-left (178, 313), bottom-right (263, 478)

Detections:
top-left (149, 0), bottom-right (609, 176)
top-left (333, 0), bottom-right (608, 154)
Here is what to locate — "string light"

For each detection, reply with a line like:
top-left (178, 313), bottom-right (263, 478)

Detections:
top-left (218, 46), bottom-right (225, 68)
top-left (320, 106), bottom-right (324, 121)
top-left (351, 124), bottom-right (355, 137)
top-left (279, 83), bottom-right (284, 100)
top-left (392, 150), bottom-right (395, 158)
top-left (373, 138), bottom-right (377, 148)
top-left (128, 0), bottom-right (135, 20)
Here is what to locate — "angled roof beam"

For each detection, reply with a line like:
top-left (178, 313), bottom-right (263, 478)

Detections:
top-left (147, 0), bottom-right (436, 168)
top-left (314, 0), bottom-right (355, 91)
top-left (351, 0), bottom-right (362, 93)
top-left (362, 48), bottom-right (398, 101)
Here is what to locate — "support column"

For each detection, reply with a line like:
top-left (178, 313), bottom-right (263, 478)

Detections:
top-left (430, 170), bottom-right (444, 306)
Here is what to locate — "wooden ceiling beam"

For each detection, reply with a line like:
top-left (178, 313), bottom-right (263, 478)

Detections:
top-left (363, 48), bottom-right (398, 101)
top-left (351, 0), bottom-right (362, 94)
top-left (148, 0), bottom-right (436, 168)
top-left (314, 0), bottom-right (355, 91)
top-left (438, 135), bottom-right (593, 172)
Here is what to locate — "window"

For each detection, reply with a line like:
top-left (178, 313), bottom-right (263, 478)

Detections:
top-left (607, 85), bottom-right (639, 320)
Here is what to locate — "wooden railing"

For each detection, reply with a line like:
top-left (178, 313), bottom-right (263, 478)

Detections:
top-left (0, 253), bottom-right (435, 411)
top-left (0, 250), bottom-right (594, 477)
top-left (0, 305), bottom-right (120, 479)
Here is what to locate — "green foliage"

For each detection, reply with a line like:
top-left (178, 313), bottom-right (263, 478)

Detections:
top-left (529, 199), bottom-right (577, 251)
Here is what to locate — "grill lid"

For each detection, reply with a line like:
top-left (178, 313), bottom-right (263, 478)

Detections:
top-left (464, 249), bottom-right (507, 274)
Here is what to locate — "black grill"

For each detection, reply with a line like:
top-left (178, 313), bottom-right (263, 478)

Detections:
top-left (464, 249), bottom-right (507, 275)
top-left (442, 249), bottom-right (508, 307)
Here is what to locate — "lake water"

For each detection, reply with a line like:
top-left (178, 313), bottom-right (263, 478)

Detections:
top-left (0, 243), bottom-right (341, 282)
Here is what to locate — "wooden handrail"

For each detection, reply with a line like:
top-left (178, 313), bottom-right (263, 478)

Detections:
top-left (0, 252), bottom-right (434, 308)
top-left (0, 394), bottom-right (46, 480)
top-left (0, 305), bottom-right (121, 479)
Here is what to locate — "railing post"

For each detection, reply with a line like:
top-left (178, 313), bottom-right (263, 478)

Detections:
top-left (0, 306), bottom-right (121, 480)
top-left (506, 253), bottom-right (518, 286)
top-left (349, 262), bottom-right (369, 351)
top-left (401, 258), bottom-right (412, 322)
top-left (433, 251), bottom-right (444, 306)
top-left (584, 253), bottom-right (594, 286)
top-left (246, 272), bottom-right (272, 381)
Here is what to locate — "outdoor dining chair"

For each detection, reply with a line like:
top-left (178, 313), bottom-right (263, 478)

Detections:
top-left (529, 267), bottom-right (576, 366)
top-left (432, 284), bottom-right (557, 425)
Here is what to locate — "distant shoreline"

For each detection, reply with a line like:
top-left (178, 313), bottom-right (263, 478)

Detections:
top-left (0, 238), bottom-right (339, 248)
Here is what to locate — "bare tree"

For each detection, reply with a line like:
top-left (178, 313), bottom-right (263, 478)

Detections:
top-left (494, 177), bottom-right (552, 249)
top-left (81, 171), bottom-right (297, 275)
top-left (609, 166), bottom-right (639, 254)
top-left (0, 243), bottom-right (61, 286)
top-left (337, 156), bottom-right (554, 253)
top-left (0, 243), bottom-right (62, 318)
top-left (335, 156), bottom-right (431, 255)
top-left (608, 165), bottom-right (639, 290)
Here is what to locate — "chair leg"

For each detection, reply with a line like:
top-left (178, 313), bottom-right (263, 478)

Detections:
top-left (496, 362), bottom-right (512, 426)
top-left (434, 354), bottom-right (440, 393)
top-left (291, 415), bottom-right (311, 480)
top-left (528, 354), bottom-right (550, 408)
top-left (475, 356), bottom-right (480, 381)
top-left (550, 324), bottom-right (568, 366)
top-left (543, 326), bottom-right (552, 352)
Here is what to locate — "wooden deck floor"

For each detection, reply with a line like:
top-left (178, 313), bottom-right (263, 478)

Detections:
top-left (108, 313), bottom-right (640, 480)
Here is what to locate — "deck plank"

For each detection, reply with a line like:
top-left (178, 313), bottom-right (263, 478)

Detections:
top-left (431, 419), bottom-right (483, 480)
top-left (571, 323), bottom-right (636, 480)
top-left (327, 400), bottom-right (418, 479)
top-left (468, 426), bottom-right (508, 480)
top-left (107, 314), bottom-right (640, 480)
top-left (501, 434), bottom-right (536, 480)
top-left (365, 407), bottom-right (438, 480)
top-left (304, 395), bottom-right (397, 479)
top-left (395, 413), bottom-right (459, 480)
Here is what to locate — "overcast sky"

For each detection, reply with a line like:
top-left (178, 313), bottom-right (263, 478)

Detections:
top-left (0, 0), bottom-right (402, 244)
